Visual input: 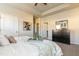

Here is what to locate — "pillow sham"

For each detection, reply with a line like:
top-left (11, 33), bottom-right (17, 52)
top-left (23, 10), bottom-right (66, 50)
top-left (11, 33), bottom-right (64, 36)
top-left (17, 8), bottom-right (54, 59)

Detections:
top-left (0, 35), bottom-right (10, 46)
top-left (14, 36), bottom-right (32, 42)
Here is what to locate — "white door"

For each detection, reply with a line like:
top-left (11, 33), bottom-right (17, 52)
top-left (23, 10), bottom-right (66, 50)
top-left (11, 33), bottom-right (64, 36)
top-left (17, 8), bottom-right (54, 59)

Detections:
top-left (42, 22), bottom-right (48, 38)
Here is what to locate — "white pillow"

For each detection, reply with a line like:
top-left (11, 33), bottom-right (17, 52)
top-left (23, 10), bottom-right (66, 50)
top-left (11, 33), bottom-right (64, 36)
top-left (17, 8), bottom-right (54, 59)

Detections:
top-left (14, 36), bottom-right (32, 42)
top-left (0, 35), bottom-right (10, 46)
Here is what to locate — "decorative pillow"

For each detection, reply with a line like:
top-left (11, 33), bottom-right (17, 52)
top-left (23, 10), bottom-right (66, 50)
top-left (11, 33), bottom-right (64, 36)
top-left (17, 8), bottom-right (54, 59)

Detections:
top-left (0, 35), bottom-right (10, 46)
top-left (14, 36), bottom-right (32, 42)
top-left (5, 35), bottom-right (16, 43)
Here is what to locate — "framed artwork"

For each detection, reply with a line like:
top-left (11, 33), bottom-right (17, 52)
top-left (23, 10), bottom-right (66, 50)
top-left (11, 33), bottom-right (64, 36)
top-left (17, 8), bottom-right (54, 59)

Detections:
top-left (23, 21), bottom-right (31, 31)
top-left (56, 20), bottom-right (68, 30)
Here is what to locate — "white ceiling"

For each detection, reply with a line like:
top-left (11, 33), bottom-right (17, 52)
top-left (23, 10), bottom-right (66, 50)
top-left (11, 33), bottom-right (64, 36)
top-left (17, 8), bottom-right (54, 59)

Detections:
top-left (28, 3), bottom-right (62, 13)
top-left (0, 3), bottom-right (79, 17)
top-left (6, 3), bottom-right (63, 15)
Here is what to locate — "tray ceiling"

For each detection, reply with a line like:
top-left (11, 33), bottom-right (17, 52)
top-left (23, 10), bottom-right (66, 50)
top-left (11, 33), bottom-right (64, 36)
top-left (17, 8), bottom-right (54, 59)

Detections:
top-left (0, 3), bottom-right (79, 16)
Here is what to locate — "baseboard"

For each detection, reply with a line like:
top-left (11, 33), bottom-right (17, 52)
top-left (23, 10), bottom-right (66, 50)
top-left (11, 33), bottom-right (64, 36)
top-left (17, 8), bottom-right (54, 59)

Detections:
top-left (70, 42), bottom-right (79, 45)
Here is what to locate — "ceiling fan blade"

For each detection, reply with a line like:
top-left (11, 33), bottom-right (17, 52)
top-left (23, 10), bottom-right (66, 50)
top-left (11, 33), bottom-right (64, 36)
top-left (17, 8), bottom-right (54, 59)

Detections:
top-left (35, 3), bottom-right (38, 6)
top-left (34, 3), bottom-right (47, 6)
top-left (43, 3), bottom-right (47, 5)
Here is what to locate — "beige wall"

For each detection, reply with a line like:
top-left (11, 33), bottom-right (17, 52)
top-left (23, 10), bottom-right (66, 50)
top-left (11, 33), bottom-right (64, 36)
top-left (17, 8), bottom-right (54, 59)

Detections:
top-left (40, 7), bottom-right (79, 45)
top-left (0, 5), bottom-right (33, 37)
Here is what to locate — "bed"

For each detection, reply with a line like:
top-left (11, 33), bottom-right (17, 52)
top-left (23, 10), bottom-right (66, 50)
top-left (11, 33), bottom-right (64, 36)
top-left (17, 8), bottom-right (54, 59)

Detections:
top-left (0, 35), bottom-right (63, 56)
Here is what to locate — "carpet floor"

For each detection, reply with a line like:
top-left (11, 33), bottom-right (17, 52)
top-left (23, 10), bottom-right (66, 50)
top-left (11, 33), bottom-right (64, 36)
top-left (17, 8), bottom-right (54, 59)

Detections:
top-left (56, 42), bottom-right (79, 56)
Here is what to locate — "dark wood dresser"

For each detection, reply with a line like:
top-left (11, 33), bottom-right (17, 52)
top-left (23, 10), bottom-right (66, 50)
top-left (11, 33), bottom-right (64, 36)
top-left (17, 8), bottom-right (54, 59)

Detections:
top-left (52, 29), bottom-right (70, 44)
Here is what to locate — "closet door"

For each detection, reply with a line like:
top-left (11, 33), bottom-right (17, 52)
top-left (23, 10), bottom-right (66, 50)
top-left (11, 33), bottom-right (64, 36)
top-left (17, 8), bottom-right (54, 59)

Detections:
top-left (1, 14), bottom-right (18, 36)
top-left (42, 22), bottom-right (48, 38)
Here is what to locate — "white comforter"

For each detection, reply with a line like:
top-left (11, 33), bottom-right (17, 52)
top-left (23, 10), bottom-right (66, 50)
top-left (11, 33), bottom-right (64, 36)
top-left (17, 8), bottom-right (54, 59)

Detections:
top-left (0, 40), bottom-right (63, 56)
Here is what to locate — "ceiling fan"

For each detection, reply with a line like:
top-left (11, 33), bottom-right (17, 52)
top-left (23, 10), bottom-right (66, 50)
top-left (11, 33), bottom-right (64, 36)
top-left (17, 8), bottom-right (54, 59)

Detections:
top-left (34, 3), bottom-right (47, 6)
